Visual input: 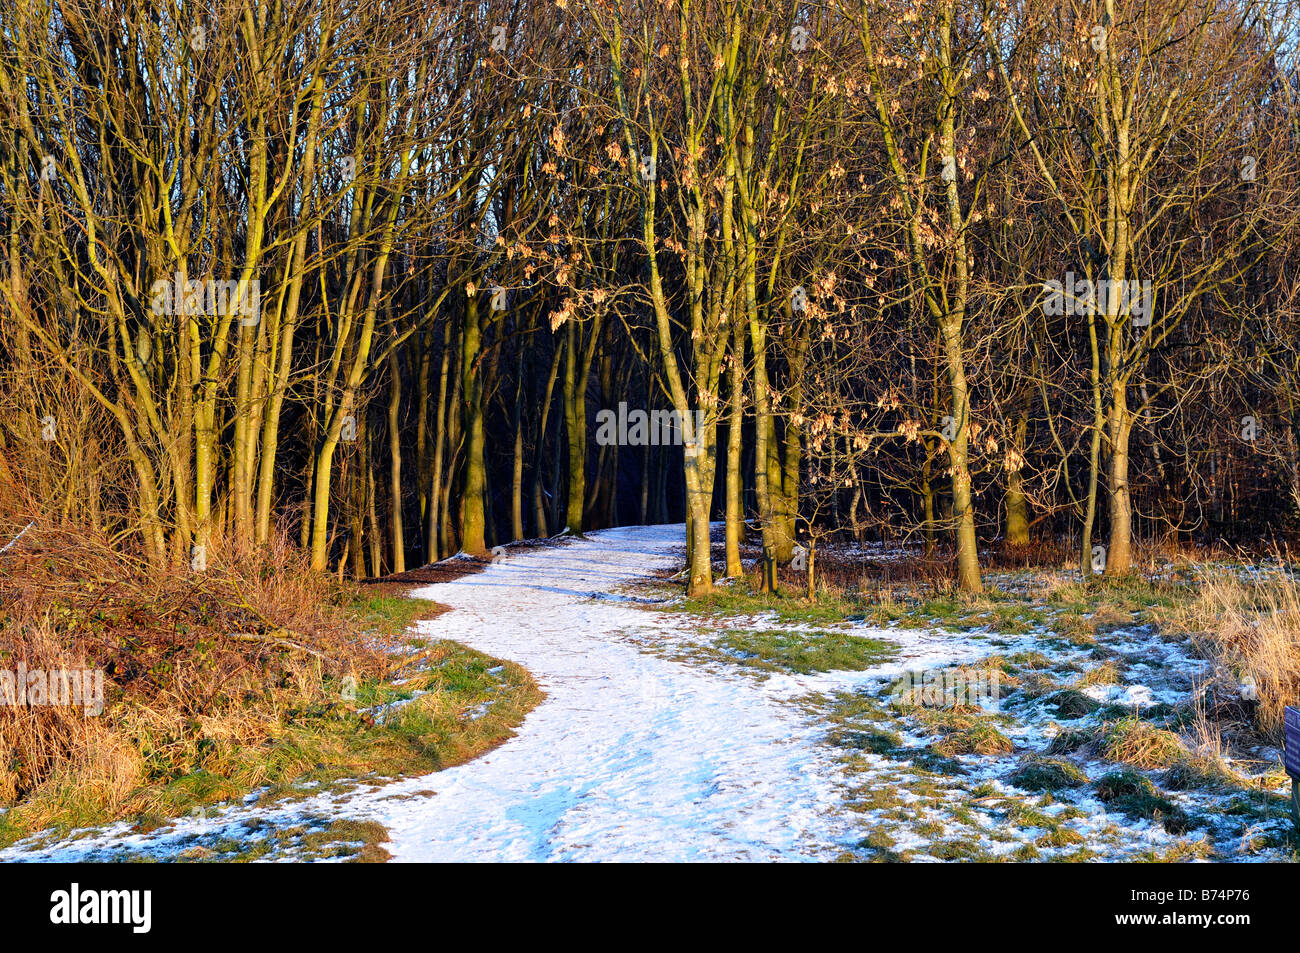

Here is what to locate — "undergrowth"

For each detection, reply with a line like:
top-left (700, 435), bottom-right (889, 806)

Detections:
top-left (0, 517), bottom-right (540, 850)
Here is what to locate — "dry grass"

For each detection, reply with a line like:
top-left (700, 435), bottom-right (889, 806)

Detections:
top-left (1158, 571), bottom-right (1300, 744)
top-left (0, 462), bottom-right (542, 846)
top-left (918, 709), bottom-right (1016, 757)
top-left (0, 518), bottom-right (388, 810)
top-left (1076, 661), bottom-right (1122, 688)
top-left (1098, 717), bottom-right (1187, 770)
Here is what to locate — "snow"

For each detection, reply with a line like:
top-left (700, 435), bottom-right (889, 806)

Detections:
top-left (3, 525), bottom-right (890, 861)
top-left (348, 524), bottom-right (861, 861)
top-left (1082, 683), bottom-right (1157, 708)
top-left (2, 524), bottom-right (1293, 862)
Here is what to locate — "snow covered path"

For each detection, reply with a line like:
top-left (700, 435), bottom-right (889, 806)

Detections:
top-left (359, 524), bottom-right (851, 861)
top-left (11, 523), bottom-right (1273, 863)
top-left (0, 524), bottom-right (996, 863)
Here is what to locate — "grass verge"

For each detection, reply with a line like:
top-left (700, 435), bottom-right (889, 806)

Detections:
top-left (0, 525), bottom-right (542, 854)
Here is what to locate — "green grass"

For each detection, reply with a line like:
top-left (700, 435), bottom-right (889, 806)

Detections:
top-left (1047, 688), bottom-right (1102, 719)
top-left (904, 596), bottom-right (1046, 634)
top-left (1010, 756), bottom-right (1089, 792)
top-left (666, 564), bottom-right (1284, 863)
top-left (354, 593), bottom-right (446, 637)
top-left (670, 576), bottom-right (1053, 635)
top-left (45, 815), bottom-right (395, 863)
top-left (824, 689), bottom-right (892, 724)
top-left (1093, 769), bottom-right (1191, 834)
top-left (1161, 755), bottom-right (1243, 793)
top-left (1005, 802), bottom-right (1056, 828)
top-left (1046, 576), bottom-right (1188, 616)
top-left (715, 628), bottom-right (896, 675)
top-left (676, 583), bottom-right (862, 625)
top-left (827, 727), bottom-right (903, 753)
top-left (1045, 728), bottom-right (1095, 754)
top-left (928, 839), bottom-right (995, 861)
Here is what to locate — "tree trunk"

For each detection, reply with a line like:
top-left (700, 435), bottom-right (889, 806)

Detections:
top-left (1004, 415), bottom-right (1030, 548)
top-left (562, 318), bottom-right (586, 535)
top-left (1105, 391), bottom-right (1134, 574)
top-left (387, 348), bottom-right (406, 572)
top-left (940, 317), bottom-right (982, 592)
top-left (725, 319), bottom-right (745, 577)
top-left (459, 291), bottom-right (487, 554)
top-left (427, 320), bottom-right (452, 559)
top-left (510, 358), bottom-right (525, 542)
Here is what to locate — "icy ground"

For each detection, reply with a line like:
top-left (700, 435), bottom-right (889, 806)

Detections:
top-left (2, 524), bottom-right (1294, 862)
top-left (2, 525), bottom-right (902, 861)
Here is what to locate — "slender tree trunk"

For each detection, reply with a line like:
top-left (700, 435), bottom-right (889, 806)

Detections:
top-left (1005, 415), bottom-right (1030, 548)
top-left (459, 292), bottom-right (487, 554)
top-left (1106, 390), bottom-right (1134, 574)
top-left (725, 320), bottom-right (745, 577)
top-left (415, 326), bottom-right (432, 558)
top-left (511, 358), bottom-right (525, 542)
top-left (562, 318), bottom-right (586, 535)
top-left (387, 348), bottom-right (406, 572)
top-left (922, 461), bottom-right (936, 557)
top-left (778, 324), bottom-right (809, 556)
top-left (750, 316), bottom-right (778, 593)
top-left (366, 422), bottom-right (382, 575)
top-left (532, 335), bottom-right (563, 538)
top-left (766, 414), bottom-right (794, 563)
top-left (231, 320), bottom-right (256, 552)
top-left (1081, 285), bottom-right (1106, 579)
top-left (427, 320), bottom-right (452, 559)
top-left (941, 317), bottom-right (982, 592)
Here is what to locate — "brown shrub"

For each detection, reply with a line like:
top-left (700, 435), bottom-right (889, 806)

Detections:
top-left (0, 513), bottom-right (386, 811)
top-left (1160, 571), bottom-right (1300, 744)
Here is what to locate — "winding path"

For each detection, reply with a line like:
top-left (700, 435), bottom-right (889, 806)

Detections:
top-left (365, 524), bottom-right (850, 861)
top-left (8, 527), bottom-right (1273, 863)
top-left (7, 524), bottom-right (925, 862)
